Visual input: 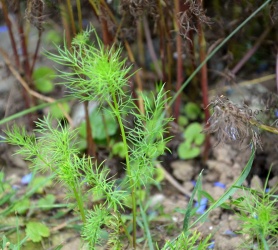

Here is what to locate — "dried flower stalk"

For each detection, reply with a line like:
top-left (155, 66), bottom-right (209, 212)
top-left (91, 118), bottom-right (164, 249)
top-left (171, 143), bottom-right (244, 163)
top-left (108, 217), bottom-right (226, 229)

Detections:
top-left (203, 95), bottom-right (278, 149)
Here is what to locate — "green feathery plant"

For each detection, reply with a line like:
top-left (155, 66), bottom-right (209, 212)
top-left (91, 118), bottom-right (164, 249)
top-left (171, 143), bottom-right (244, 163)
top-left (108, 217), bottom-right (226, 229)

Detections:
top-left (232, 170), bottom-right (278, 249)
top-left (4, 26), bottom-right (172, 249)
top-left (160, 231), bottom-right (212, 250)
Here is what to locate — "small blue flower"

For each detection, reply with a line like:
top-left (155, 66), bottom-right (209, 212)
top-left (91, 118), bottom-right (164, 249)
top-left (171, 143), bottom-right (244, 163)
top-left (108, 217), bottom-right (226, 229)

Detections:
top-left (21, 173), bottom-right (32, 185)
top-left (195, 197), bottom-right (208, 214)
top-left (252, 212), bottom-right (258, 220)
top-left (208, 240), bottom-right (215, 249)
top-left (223, 230), bottom-right (237, 237)
top-left (0, 25), bottom-right (8, 33)
top-left (214, 182), bottom-right (226, 189)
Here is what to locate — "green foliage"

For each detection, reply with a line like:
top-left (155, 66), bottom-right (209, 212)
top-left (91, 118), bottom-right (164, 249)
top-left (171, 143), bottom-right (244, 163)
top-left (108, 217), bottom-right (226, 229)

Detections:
top-left (184, 102), bottom-right (202, 120)
top-left (30, 176), bottom-right (53, 194)
top-left (161, 231), bottom-right (212, 250)
top-left (80, 160), bottom-right (128, 211)
top-left (0, 172), bottom-right (15, 207)
top-left (178, 122), bottom-right (205, 159)
top-left (183, 171), bottom-right (203, 232)
top-left (178, 116), bottom-right (189, 127)
top-left (44, 29), bottom-right (62, 45)
top-left (234, 187), bottom-right (278, 249)
top-left (1, 236), bottom-right (17, 250)
top-left (32, 66), bottom-right (55, 93)
top-left (25, 221), bottom-right (50, 242)
top-left (82, 205), bottom-right (111, 247)
top-left (111, 141), bottom-right (126, 158)
top-left (37, 194), bottom-right (56, 211)
top-left (127, 86), bottom-right (173, 187)
top-left (13, 199), bottom-right (30, 215)
top-left (3, 24), bottom-right (174, 248)
top-left (49, 101), bottom-right (70, 119)
top-left (44, 26), bottom-right (173, 248)
top-left (45, 26), bottom-right (133, 103)
top-left (79, 108), bottom-right (118, 141)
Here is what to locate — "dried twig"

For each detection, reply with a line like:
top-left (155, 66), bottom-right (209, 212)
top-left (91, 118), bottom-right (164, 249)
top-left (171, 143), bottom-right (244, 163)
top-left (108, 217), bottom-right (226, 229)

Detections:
top-left (0, 47), bottom-right (73, 127)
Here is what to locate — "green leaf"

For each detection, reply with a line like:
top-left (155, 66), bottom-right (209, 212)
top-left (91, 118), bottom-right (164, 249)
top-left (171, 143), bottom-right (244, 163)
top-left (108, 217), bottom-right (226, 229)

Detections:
top-left (25, 222), bottom-right (50, 242)
top-left (44, 30), bottom-right (62, 45)
top-left (178, 116), bottom-right (189, 127)
top-left (183, 122), bottom-right (205, 147)
top-left (195, 133), bottom-right (205, 146)
top-left (198, 190), bottom-right (215, 203)
top-left (13, 198), bottom-right (30, 214)
top-left (184, 102), bottom-right (201, 120)
top-left (33, 66), bottom-right (55, 93)
top-left (30, 176), bottom-right (53, 194)
top-left (37, 194), bottom-right (56, 210)
top-left (79, 109), bottom-right (118, 141)
top-left (178, 142), bottom-right (201, 159)
top-left (184, 122), bottom-right (203, 140)
top-left (112, 141), bottom-right (126, 158)
top-left (183, 170), bottom-right (203, 232)
top-left (49, 102), bottom-right (70, 119)
top-left (154, 167), bottom-right (164, 183)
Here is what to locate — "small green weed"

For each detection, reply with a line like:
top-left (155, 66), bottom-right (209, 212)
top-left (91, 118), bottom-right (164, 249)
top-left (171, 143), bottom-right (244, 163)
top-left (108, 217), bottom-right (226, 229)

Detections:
top-left (233, 180), bottom-right (278, 249)
top-left (178, 122), bottom-right (205, 159)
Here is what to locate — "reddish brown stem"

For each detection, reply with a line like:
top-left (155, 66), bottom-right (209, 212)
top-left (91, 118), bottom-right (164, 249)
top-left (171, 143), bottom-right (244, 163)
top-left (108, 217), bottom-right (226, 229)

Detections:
top-left (137, 19), bottom-right (145, 67)
top-left (157, 1), bottom-right (166, 82)
top-left (16, 3), bottom-right (37, 127)
top-left (197, 1), bottom-right (210, 161)
top-left (17, 18), bottom-right (31, 81)
top-left (1, 0), bottom-right (20, 68)
top-left (231, 27), bottom-right (271, 75)
top-left (30, 29), bottom-right (42, 74)
top-left (30, 1), bottom-right (44, 74)
top-left (142, 15), bottom-right (163, 79)
top-left (173, 0), bottom-right (184, 120)
top-left (198, 29), bottom-right (209, 123)
top-left (100, 4), bottom-right (112, 46)
top-left (276, 52), bottom-right (278, 93)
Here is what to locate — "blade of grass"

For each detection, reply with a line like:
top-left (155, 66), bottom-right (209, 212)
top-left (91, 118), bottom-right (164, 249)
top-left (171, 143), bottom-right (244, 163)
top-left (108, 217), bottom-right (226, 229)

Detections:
top-left (0, 97), bottom-right (72, 126)
top-left (139, 201), bottom-right (154, 250)
top-left (189, 147), bottom-right (255, 229)
top-left (183, 170), bottom-right (203, 232)
top-left (260, 234), bottom-right (269, 250)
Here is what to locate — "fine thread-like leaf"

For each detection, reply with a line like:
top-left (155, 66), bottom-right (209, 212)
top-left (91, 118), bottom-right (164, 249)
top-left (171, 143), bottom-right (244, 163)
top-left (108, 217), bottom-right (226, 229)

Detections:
top-left (183, 170), bottom-right (203, 232)
top-left (139, 201), bottom-right (154, 250)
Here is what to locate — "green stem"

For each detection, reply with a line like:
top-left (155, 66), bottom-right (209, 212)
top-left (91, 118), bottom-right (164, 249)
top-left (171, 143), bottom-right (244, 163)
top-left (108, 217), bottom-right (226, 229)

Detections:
top-left (72, 185), bottom-right (86, 224)
top-left (169, 0), bottom-right (272, 108)
top-left (0, 97), bottom-right (73, 126)
top-left (108, 93), bottom-right (137, 249)
top-left (250, 119), bottom-right (278, 135)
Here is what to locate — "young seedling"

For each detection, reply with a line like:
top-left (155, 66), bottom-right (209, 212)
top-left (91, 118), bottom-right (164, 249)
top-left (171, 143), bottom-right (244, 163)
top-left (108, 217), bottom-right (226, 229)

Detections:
top-left (4, 26), bottom-right (172, 249)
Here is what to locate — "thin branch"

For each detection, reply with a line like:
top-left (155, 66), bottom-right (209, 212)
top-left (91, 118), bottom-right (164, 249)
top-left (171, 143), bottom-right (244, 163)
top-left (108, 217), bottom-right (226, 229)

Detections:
top-left (0, 47), bottom-right (73, 127)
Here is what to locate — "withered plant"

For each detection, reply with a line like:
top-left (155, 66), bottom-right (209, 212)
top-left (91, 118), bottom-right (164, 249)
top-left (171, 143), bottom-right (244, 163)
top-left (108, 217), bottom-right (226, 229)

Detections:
top-left (204, 95), bottom-right (278, 149)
